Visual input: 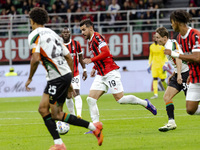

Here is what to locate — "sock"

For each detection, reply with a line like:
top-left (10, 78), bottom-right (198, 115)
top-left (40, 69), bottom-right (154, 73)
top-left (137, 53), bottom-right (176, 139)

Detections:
top-left (166, 102), bottom-right (174, 119)
top-left (117, 95), bottom-right (147, 107)
top-left (88, 122), bottom-right (96, 131)
top-left (62, 113), bottom-right (89, 128)
top-left (54, 139), bottom-right (63, 145)
top-left (86, 97), bottom-right (99, 123)
top-left (43, 114), bottom-right (60, 140)
top-left (66, 98), bottom-right (75, 115)
top-left (153, 80), bottom-right (158, 95)
top-left (161, 80), bottom-right (167, 90)
top-left (74, 95), bottom-right (82, 117)
top-left (194, 105), bottom-right (200, 115)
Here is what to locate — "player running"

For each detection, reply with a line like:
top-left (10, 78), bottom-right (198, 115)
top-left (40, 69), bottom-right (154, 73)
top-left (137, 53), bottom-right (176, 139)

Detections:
top-left (25, 8), bottom-right (103, 150)
top-left (61, 27), bottom-right (87, 118)
top-left (164, 10), bottom-right (200, 117)
top-left (80, 19), bottom-right (157, 133)
top-left (155, 27), bottom-right (189, 132)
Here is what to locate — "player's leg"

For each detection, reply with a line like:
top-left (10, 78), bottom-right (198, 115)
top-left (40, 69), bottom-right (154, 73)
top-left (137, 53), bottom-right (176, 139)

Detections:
top-left (38, 93), bottom-right (64, 148)
top-left (50, 103), bottom-right (104, 146)
top-left (74, 89), bottom-right (82, 118)
top-left (159, 86), bottom-right (179, 132)
top-left (151, 66), bottom-right (159, 99)
top-left (65, 84), bottom-right (75, 115)
top-left (160, 69), bottom-right (167, 90)
top-left (185, 83), bottom-right (200, 115)
top-left (106, 70), bottom-right (157, 115)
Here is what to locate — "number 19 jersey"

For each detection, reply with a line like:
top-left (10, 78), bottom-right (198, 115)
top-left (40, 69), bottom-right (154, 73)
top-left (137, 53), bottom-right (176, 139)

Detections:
top-left (28, 27), bottom-right (71, 81)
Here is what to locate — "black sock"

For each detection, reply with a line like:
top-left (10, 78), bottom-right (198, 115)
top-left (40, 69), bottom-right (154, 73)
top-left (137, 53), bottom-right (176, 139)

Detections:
top-left (43, 114), bottom-right (60, 140)
top-left (166, 104), bottom-right (174, 120)
top-left (62, 113), bottom-right (89, 128)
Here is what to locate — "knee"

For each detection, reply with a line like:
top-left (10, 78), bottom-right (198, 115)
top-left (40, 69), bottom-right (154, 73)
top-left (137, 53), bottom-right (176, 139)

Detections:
top-left (186, 109), bottom-right (195, 115)
top-left (163, 95), bottom-right (170, 102)
top-left (86, 97), bottom-right (96, 105)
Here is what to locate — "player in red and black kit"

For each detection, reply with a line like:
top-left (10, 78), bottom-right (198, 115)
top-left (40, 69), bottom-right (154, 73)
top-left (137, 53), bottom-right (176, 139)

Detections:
top-left (165, 10), bottom-right (200, 116)
top-left (61, 27), bottom-right (87, 118)
top-left (80, 19), bottom-right (157, 133)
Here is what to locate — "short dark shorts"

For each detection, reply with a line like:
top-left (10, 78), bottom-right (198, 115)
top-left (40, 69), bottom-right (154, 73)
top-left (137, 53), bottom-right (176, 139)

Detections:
top-left (168, 71), bottom-right (189, 96)
top-left (44, 73), bottom-right (72, 105)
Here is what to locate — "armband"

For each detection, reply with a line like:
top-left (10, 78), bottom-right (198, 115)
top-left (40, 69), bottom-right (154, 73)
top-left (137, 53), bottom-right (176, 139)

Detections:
top-left (171, 51), bottom-right (180, 58)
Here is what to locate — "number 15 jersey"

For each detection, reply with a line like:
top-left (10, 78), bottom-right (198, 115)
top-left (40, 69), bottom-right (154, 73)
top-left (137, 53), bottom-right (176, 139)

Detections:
top-left (28, 27), bottom-right (71, 81)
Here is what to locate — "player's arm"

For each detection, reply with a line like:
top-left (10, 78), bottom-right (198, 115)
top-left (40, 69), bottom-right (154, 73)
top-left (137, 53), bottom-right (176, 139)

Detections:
top-left (83, 45), bottom-right (110, 64)
top-left (175, 58), bottom-right (182, 84)
top-left (64, 53), bottom-right (73, 75)
top-left (79, 53), bottom-right (87, 80)
top-left (25, 52), bottom-right (40, 91)
top-left (148, 46), bottom-right (153, 66)
top-left (164, 50), bottom-right (200, 62)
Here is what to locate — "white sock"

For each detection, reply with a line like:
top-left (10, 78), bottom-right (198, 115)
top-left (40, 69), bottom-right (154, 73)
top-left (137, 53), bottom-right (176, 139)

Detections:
top-left (74, 95), bottom-right (82, 117)
top-left (86, 97), bottom-right (99, 123)
top-left (117, 95), bottom-right (147, 107)
top-left (54, 138), bottom-right (63, 145)
top-left (65, 98), bottom-right (75, 115)
top-left (194, 105), bottom-right (200, 115)
top-left (88, 122), bottom-right (96, 131)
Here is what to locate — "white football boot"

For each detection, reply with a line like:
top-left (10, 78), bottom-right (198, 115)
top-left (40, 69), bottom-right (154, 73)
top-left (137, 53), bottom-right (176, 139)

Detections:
top-left (159, 120), bottom-right (177, 132)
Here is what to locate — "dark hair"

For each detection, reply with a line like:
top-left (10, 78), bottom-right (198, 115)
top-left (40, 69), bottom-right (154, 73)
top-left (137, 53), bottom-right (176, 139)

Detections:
top-left (29, 7), bottom-right (48, 25)
top-left (156, 27), bottom-right (169, 38)
top-left (170, 10), bottom-right (191, 24)
top-left (80, 19), bottom-right (94, 29)
top-left (61, 27), bottom-right (70, 33)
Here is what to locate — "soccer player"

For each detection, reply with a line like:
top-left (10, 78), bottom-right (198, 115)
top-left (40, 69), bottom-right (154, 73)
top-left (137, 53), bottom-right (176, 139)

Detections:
top-left (25, 8), bottom-right (103, 150)
top-left (80, 19), bottom-right (157, 128)
top-left (155, 27), bottom-right (189, 132)
top-left (61, 27), bottom-right (87, 118)
top-left (147, 34), bottom-right (168, 99)
top-left (164, 10), bottom-right (200, 116)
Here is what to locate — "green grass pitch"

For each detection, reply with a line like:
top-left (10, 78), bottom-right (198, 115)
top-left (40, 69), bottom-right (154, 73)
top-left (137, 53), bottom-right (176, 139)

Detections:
top-left (0, 91), bottom-right (199, 150)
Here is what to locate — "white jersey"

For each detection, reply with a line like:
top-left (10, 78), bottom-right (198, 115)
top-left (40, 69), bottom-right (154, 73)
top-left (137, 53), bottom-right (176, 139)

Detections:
top-left (28, 27), bottom-right (71, 81)
top-left (164, 39), bottom-right (189, 73)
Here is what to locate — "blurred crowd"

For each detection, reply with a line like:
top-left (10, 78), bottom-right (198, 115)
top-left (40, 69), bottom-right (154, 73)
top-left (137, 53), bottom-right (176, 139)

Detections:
top-left (0, 0), bottom-right (199, 34)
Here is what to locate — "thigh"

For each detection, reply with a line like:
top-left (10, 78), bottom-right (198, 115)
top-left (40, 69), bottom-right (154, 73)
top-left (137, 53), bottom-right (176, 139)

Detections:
top-left (151, 67), bottom-right (158, 78)
top-left (158, 68), bottom-right (167, 79)
top-left (186, 83), bottom-right (200, 101)
top-left (88, 90), bottom-right (105, 100)
top-left (90, 75), bottom-right (108, 92)
top-left (163, 86), bottom-right (179, 102)
top-left (50, 102), bottom-right (64, 120)
top-left (104, 70), bottom-right (124, 94)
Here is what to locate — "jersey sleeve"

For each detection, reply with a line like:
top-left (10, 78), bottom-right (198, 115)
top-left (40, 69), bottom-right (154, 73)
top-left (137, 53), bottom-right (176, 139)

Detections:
top-left (62, 44), bottom-right (70, 56)
top-left (148, 45), bottom-right (153, 65)
top-left (192, 33), bottom-right (200, 52)
top-left (28, 33), bottom-right (41, 54)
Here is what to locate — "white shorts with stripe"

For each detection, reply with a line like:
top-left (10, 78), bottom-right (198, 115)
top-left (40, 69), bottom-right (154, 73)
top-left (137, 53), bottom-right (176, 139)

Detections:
top-left (90, 69), bottom-right (124, 94)
top-left (71, 75), bottom-right (80, 90)
top-left (186, 83), bottom-right (200, 101)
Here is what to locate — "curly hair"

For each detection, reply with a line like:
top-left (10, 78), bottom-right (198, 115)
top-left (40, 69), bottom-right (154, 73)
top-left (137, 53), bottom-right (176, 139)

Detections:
top-left (29, 7), bottom-right (48, 25)
top-left (156, 27), bottom-right (169, 38)
top-left (80, 19), bottom-right (94, 29)
top-left (170, 10), bottom-right (191, 24)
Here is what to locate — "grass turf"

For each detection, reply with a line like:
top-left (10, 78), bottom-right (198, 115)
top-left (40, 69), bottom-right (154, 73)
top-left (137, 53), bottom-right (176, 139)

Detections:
top-left (0, 91), bottom-right (199, 150)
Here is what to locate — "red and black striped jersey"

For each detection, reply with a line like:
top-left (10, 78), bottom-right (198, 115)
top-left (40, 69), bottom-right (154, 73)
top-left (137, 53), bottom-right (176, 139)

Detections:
top-left (88, 32), bottom-right (119, 76)
top-left (177, 27), bottom-right (200, 83)
top-left (64, 39), bottom-right (82, 77)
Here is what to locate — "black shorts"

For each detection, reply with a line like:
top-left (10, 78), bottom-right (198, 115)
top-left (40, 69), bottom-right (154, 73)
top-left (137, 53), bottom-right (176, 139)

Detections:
top-left (44, 73), bottom-right (72, 105)
top-left (168, 71), bottom-right (189, 96)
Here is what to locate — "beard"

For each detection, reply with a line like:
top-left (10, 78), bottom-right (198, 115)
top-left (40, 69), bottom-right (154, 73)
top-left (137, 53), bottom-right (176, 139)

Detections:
top-left (155, 41), bottom-right (158, 45)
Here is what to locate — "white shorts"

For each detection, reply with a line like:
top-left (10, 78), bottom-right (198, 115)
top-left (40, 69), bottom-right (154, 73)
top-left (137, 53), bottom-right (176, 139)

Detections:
top-left (90, 69), bottom-right (124, 94)
top-left (71, 75), bottom-right (80, 90)
top-left (186, 83), bottom-right (200, 101)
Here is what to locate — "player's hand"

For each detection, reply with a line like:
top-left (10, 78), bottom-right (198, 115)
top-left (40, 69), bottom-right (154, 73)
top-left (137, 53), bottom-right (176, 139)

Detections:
top-left (147, 66), bottom-right (151, 74)
top-left (83, 58), bottom-right (92, 64)
top-left (162, 62), bottom-right (168, 71)
top-left (82, 71), bottom-right (87, 81)
top-left (177, 74), bottom-right (183, 85)
top-left (90, 69), bottom-right (96, 77)
top-left (25, 78), bottom-right (32, 91)
top-left (164, 49), bottom-right (171, 55)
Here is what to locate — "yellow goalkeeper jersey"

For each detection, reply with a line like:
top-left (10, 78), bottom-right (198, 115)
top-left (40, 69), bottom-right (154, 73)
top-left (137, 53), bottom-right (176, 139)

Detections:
top-left (148, 42), bottom-right (168, 69)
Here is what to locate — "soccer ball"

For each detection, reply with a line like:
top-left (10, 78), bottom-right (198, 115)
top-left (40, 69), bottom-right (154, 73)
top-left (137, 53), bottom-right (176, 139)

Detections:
top-left (56, 121), bottom-right (70, 135)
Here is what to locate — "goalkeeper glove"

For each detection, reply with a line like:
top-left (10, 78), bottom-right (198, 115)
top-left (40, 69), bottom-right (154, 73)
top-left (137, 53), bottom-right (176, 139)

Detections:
top-left (147, 65), bottom-right (151, 74)
top-left (162, 62), bottom-right (169, 71)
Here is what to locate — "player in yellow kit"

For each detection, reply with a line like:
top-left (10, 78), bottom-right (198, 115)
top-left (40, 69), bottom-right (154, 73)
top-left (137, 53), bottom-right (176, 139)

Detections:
top-left (148, 34), bottom-right (168, 99)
